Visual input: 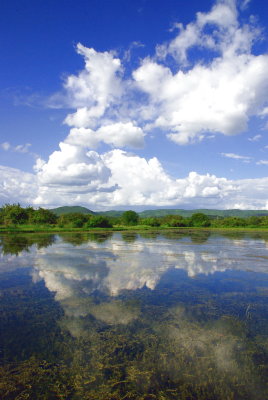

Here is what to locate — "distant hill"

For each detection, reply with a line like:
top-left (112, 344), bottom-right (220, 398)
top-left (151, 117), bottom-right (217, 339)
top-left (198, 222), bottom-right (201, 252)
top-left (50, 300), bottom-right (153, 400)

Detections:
top-left (99, 210), bottom-right (125, 217)
top-left (51, 206), bottom-right (95, 216)
top-left (50, 206), bottom-right (268, 218)
top-left (138, 209), bottom-right (268, 218)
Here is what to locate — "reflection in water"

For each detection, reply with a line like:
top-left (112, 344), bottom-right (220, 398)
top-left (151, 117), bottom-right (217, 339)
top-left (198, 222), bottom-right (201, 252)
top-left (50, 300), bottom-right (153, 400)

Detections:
top-left (121, 232), bottom-right (138, 243)
top-left (0, 233), bottom-right (55, 255)
top-left (0, 232), bottom-right (268, 399)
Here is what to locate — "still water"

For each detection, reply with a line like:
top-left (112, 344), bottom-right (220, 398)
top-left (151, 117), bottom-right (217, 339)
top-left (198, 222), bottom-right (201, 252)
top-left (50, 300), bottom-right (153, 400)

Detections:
top-left (0, 231), bottom-right (268, 399)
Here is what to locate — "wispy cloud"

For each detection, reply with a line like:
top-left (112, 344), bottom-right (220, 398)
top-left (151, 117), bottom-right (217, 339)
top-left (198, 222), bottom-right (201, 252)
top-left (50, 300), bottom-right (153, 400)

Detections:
top-left (1, 142), bottom-right (32, 153)
top-left (256, 160), bottom-right (268, 165)
top-left (1, 142), bottom-right (11, 151)
top-left (248, 134), bottom-right (262, 142)
top-left (221, 153), bottom-right (252, 163)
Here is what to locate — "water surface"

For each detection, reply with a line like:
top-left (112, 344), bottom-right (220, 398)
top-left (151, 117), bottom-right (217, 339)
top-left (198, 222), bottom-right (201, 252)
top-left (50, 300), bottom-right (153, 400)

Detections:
top-left (0, 231), bottom-right (268, 399)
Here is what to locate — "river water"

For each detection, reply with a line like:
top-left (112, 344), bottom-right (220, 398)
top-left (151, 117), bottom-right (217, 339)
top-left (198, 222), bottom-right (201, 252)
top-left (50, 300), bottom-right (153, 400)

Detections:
top-left (0, 231), bottom-right (268, 399)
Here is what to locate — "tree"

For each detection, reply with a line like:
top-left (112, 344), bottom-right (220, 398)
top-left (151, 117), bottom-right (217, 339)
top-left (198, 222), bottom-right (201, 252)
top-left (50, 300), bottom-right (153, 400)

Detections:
top-left (1, 204), bottom-right (29, 226)
top-left (30, 208), bottom-right (58, 225)
top-left (121, 210), bottom-right (139, 226)
top-left (190, 213), bottom-right (211, 227)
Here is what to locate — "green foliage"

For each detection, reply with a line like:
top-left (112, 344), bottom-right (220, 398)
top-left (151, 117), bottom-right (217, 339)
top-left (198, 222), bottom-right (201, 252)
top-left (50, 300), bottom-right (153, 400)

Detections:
top-left (140, 217), bottom-right (161, 227)
top-left (30, 208), bottom-right (58, 225)
top-left (58, 212), bottom-right (89, 228)
top-left (86, 216), bottom-right (112, 228)
top-left (121, 210), bottom-right (139, 226)
top-left (1, 204), bottom-right (29, 226)
top-left (161, 215), bottom-right (187, 227)
top-left (190, 213), bottom-right (211, 227)
top-left (0, 234), bottom-right (55, 255)
top-left (213, 216), bottom-right (247, 228)
top-left (246, 216), bottom-right (263, 226)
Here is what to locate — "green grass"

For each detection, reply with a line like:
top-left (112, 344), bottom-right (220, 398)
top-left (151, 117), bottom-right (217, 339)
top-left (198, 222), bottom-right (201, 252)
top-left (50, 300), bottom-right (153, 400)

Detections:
top-left (1, 224), bottom-right (268, 234)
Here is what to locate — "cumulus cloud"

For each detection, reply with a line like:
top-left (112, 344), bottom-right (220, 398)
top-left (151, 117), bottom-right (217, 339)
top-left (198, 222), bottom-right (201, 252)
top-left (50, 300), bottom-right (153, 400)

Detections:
top-left (66, 122), bottom-right (144, 149)
top-left (101, 150), bottom-right (235, 207)
top-left (2, 146), bottom-right (268, 209)
top-left (8, 145), bottom-right (263, 209)
top-left (2, 0), bottom-right (268, 210)
top-left (131, 0), bottom-right (268, 145)
top-left (0, 165), bottom-right (37, 205)
top-left (27, 146), bottom-right (266, 210)
top-left (33, 142), bottom-right (116, 205)
top-left (45, 0), bottom-right (268, 149)
top-left (135, 40), bottom-right (268, 145)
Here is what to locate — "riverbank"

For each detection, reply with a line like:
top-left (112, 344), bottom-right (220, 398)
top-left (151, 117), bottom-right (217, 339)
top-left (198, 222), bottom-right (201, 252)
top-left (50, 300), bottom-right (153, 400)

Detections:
top-left (1, 224), bottom-right (268, 233)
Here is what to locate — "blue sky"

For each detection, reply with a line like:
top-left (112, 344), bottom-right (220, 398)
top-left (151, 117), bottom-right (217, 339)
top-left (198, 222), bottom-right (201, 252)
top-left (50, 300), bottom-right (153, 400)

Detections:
top-left (1, 0), bottom-right (268, 210)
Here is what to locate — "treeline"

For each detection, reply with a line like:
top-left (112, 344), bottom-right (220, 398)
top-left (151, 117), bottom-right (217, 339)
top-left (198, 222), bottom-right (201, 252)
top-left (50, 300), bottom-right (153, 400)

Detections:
top-left (1, 204), bottom-right (268, 229)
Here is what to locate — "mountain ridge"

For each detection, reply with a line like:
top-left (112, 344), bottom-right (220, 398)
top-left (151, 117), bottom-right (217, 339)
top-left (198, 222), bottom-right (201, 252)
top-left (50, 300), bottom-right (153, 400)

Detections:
top-left (50, 206), bottom-right (268, 218)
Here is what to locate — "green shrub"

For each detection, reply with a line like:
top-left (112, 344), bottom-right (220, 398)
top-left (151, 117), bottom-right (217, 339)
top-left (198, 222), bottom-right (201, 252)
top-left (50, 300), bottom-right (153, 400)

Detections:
top-left (86, 216), bottom-right (112, 228)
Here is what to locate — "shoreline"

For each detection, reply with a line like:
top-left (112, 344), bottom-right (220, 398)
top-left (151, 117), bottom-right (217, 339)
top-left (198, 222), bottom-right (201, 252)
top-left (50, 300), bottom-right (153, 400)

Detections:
top-left (1, 226), bottom-right (268, 234)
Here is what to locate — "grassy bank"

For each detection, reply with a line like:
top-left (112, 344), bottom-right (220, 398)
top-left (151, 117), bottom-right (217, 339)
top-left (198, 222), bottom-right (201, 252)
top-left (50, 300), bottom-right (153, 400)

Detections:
top-left (1, 224), bottom-right (268, 234)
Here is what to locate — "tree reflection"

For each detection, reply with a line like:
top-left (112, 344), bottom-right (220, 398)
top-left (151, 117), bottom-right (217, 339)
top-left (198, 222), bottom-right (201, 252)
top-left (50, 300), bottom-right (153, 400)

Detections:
top-left (121, 232), bottom-right (138, 243)
top-left (0, 234), bottom-right (55, 255)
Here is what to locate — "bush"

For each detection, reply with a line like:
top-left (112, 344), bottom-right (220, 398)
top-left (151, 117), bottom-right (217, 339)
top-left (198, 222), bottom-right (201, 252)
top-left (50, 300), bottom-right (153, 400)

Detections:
top-left (161, 215), bottom-right (187, 227)
top-left (86, 216), bottom-right (112, 228)
top-left (58, 213), bottom-right (89, 227)
top-left (141, 217), bottom-right (161, 227)
top-left (218, 217), bottom-right (246, 227)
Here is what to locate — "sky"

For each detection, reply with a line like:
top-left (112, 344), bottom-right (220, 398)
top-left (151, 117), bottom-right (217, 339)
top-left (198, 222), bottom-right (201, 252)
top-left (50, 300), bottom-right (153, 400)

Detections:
top-left (1, 0), bottom-right (268, 210)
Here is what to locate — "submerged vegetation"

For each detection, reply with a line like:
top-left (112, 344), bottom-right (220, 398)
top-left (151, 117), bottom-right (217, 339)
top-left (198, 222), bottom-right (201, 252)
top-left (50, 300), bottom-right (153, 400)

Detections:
top-left (0, 231), bottom-right (268, 399)
top-left (1, 204), bottom-right (268, 231)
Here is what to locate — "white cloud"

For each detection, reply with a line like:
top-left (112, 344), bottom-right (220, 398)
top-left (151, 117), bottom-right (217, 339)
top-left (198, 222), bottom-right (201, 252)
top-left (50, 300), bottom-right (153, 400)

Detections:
top-left (156, 0), bottom-right (239, 64)
top-left (248, 134), bottom-right (262, 142)
top-left (43, 1), bottom-right (268, 148)
top-left (240, 0), bottom-right (251, 11)
top-left (2, 1), bottom-right (268, 210)
top-left (134, 47), bottom-right (268, 145)
top-left (0, 142), bottom-right (32, 153)
top-left (66, 122), bottom-right (144, 149)
top-left (259, 106), bottom-right (268, 116)
top-left (0, 165), bottom-right (37, 205)
top-left (14, 143), bottom-right (32, 153)
top-left (33, 143), bottom-right (116, 205)
top-left (256, 160), bottom-right (268, 165)
top-left (221, 152), bottom-right (252, 162)
top-left (62, 43), bottom-right (123, 128)
top-left (131, 0), bottom-right (268, 145)
top-left (1, 142), bottom-right (11, 151)
top-left (36, 142), bottom-right (111, 187)
top-left (2, 146), bottom-right (268, 209)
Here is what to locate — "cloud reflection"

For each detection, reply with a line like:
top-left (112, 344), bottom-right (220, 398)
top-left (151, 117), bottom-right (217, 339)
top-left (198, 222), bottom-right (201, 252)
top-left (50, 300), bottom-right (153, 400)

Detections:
top-left (30, 233), bottom-right (268, 302)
